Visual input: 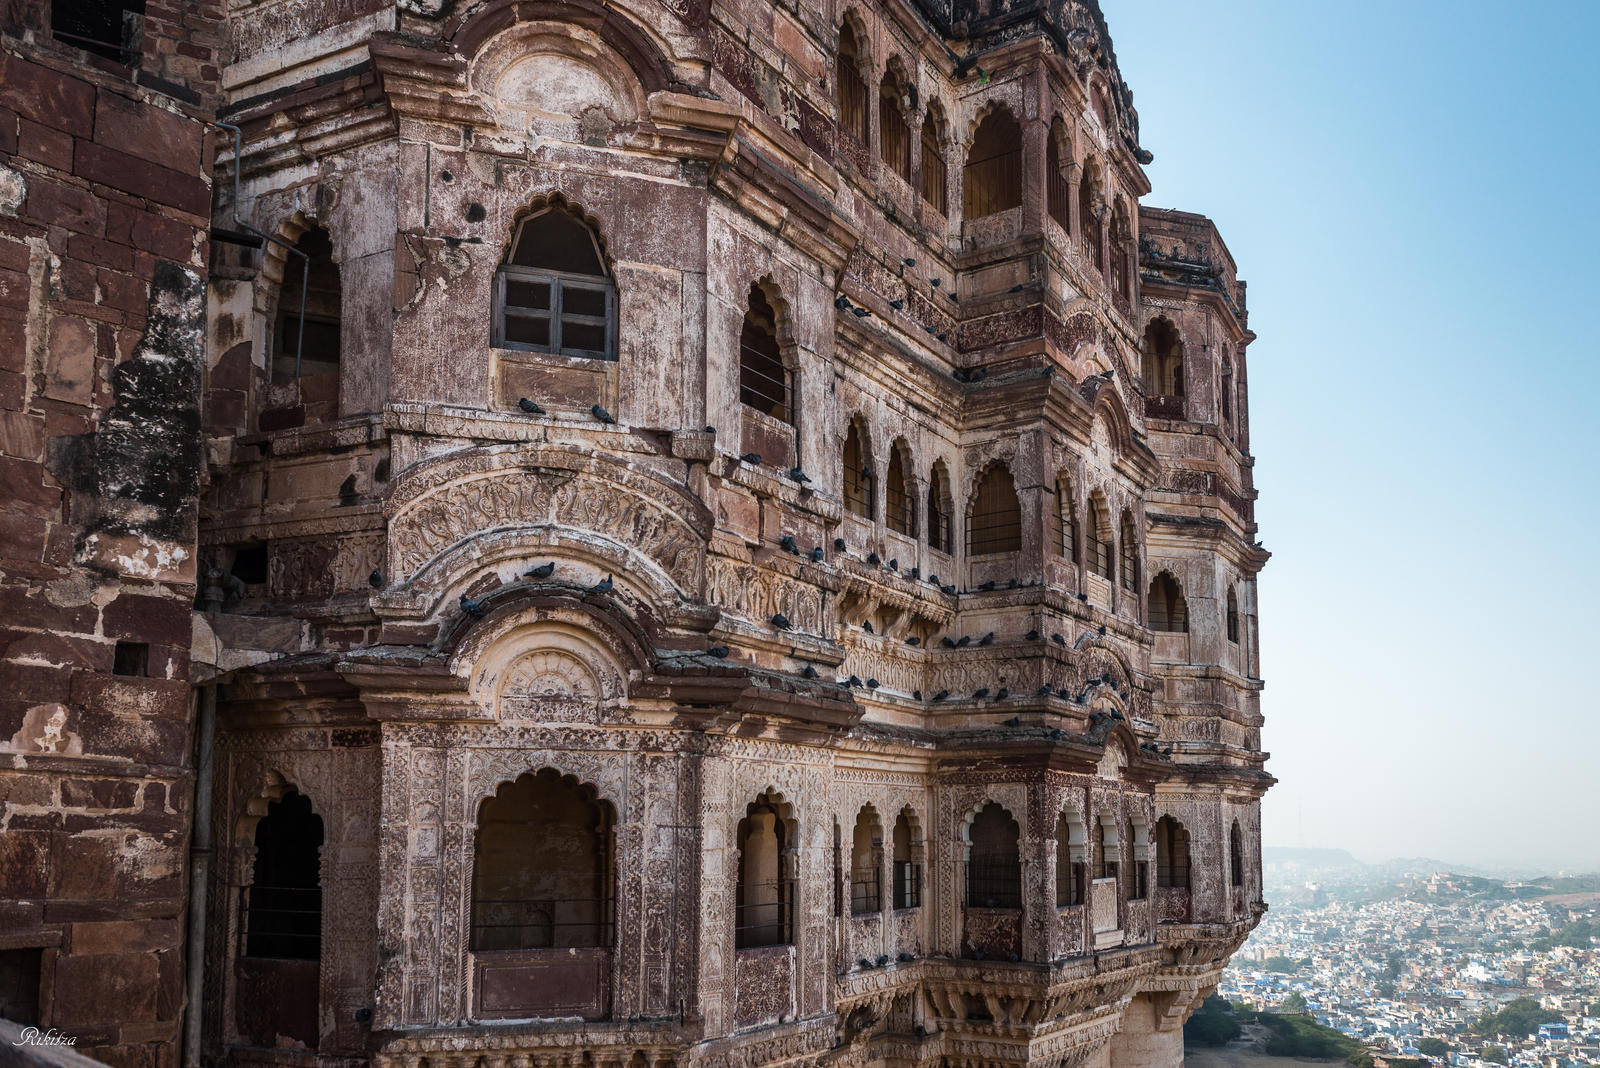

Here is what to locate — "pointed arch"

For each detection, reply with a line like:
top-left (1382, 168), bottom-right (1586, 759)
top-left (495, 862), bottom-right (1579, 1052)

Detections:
top-left (836, 18), bottom-right (869, 144)
top-left (1079, 158), bottom-right (1103, 269)
top-left (495, 198), bottom-right (616, 359)
top-left (1055, 808), bottom-right (1087, 907)
top-left (1147, 572), bottom-right (1188, 632)
top-left (965, 802), bottom-right (1021, 909)
top-left (1142, 316), bottom-right (1184, 397)
top-left (927, 460), bottom-right (953, 553)
top-left (1086, 491), bottom-right (1112, 579)
top-left (738, 789), bottom-right (798, 947)
top-left (1047, 116), bottom-right (1071, 233)
top-left (739, 279), bottom-right (792, 423)
top-left (1119, 509), bottom-right (1139, 594)
top-left (878, 61), bottom-right (912, 182)
top-left (1050, 473), bottom-right (1077, 561)
top-left (850, 804), bottom-right (883, 914)
top-left (920, 99), bottom-right (949, 213)
top-left (964, 106), bottom-right (1022, 219)
top-left (245, 787), bottom-right (324, 961)
top-left (967, 462), bottom-right (1021, 555)
top-left (1227, 585), bottom-right (1241, 644)
top-left (885, 438), bottom-right (917, 537)
top-left (843, 417), bottom-right (875, 519)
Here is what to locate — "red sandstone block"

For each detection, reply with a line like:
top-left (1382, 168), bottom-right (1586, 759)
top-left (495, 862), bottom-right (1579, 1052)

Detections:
top-left (0, 106), bottom-right (17, 154)
top-left (61, 778), bottom-right (142, 810)
top-left (0, 455), bottom-right (63, 514)
top-left (67, 232), bottom-right (134, 273)
top-left (22, 177), bottom-right (105, 236)
top-left (174, 41), bottom-right (211, 61)
top-left (92, 90), bottom-right (204, 170)
top-left (0, 266), bottom-right (30, 313)
top-left (0, 369), bottom-right (28, 410)
top-left (51, 952), bottom-right (160, 1025)
top-left (129, 210), bottom-right (196, 262)
top-left (17, 117), bottom-right (74, 171)
top-left (74, 142), bottom-right (208, 216)
top-left (7, 631), bottom-right (113, 672)
top-left (97, 269), bottom-right (149, 314)
top-left (0, 827), bottom-right (49, 896)
top-left (0, 409), bottom-right (44, 460)
top-left (102, 593), bottom-right (190, 645)
top-left (0, 54), bottom-right (96, 138)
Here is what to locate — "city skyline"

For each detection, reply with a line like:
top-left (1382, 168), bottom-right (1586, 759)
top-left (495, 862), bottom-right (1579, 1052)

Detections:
top-left (1116, 0), bottom-right (1600, 873)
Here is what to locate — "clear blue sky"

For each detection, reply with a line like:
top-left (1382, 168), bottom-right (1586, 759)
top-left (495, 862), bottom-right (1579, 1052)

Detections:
top-left (1112, 1), bottom-right (1600, 871)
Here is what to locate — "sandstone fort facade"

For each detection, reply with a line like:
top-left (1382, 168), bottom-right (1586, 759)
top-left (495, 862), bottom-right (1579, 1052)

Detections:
top-left (0, 1), bottom-right (1271, 1066)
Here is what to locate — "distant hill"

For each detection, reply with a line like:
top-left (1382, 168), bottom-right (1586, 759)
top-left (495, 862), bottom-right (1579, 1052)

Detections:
top-left (1264, 847), bottom-right (1360, 867)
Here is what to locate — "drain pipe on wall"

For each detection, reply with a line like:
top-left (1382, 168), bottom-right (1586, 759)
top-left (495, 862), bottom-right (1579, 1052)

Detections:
top-left (182, 682), bottom-right (218, 1068)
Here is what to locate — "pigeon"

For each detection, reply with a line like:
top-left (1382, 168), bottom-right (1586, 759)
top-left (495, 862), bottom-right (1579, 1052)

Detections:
top-left (459, 593), bottom-right (486, 619)
top-left (705, 425), bottom-right (716, 434)
top-left (802, 665), bottom-right (818, 678)
top-left (779, 535), bottom-right (799, 554)
top-left (1007, 578), bottom-right (1019, 589)
top-left (789, 467), bottom-right (811, 483)
top-left (834, 295), bottom-right (853, 310)
top-left (810, 546), bottom-right (825, 562)
top-left (517, 397), bottom-right (545, 414)
top-left (969, 367), bottom-right (986, 382)
top-left (847, 675), bottom-right (862, 687)
top-left (1051, 633), bottom-right (1066, 645)
top-left (852, 306), bottom-right (870, 318)
top-left (527, 562), bottom-right (556, 579)
top-left (866, 678), bottom-right (879, 689)
top-left (909, 567), bottom-right (920, 580)
top-left (956, 635), bottom-right (971, 647)
top-left (1003, 716), bottom-right (1020, 727)
top-left (903, 257), bottom-right (916, 267)
top-left (978, 580), bottom-right (995, 591)
top-left (954, 369), bottom-right (969, 383)
top-left (867, 552), bottom-right (881, 566)
top-left (741, 452), bottom-right (762, 464)
top-left (930, 277), bottom-right (942, 287)
top-left (927, 574), bottom-right (940, 585)
top-left (941, 584), bottom-right (956, 595)
top-left (973, 687), bottom-right (990, 699)
top-left (1008, 283), bottom-right (1025, 293)
top-left (368, 570), bottom-right (384, 588)
top-left (771, 613), bottom-right (792, 630)
top-left (861, 466), bottom-right (875, 479)
top-left (932, 690), bottom-right (948, 701)
top-left (905, 636), bottom-right (921, 646)
top-left (979, 632), bottom-right (995, 646)
top-left (941, 637), bottom-right (956, 648)
top-left (889, 299), bottom-right (904, 309)
top-left (708, 646), bottom-right (730, 658)
top-left (887, 558), bottom-right (898, 571)
top-left (1038, 683), bottom-right (1055, 695)
top-left (587, 574), bottom-right (614, 594)
top-left (1098, 624), bottom-right (1107, 636)
top-left (899, 951), bottom-right (914, 962)
top-left (834, 538), bottom-right (847, 551)
top-left (858, 957), bottom-right (873, 970)
top-left (937, 332), bottom-right (948, 342)
top-left (862, 621), bottom-right (874, 633)
top-left (338, 474), bottom-right (358, 502)
top-left (1077, 592), bottom-right (1089, 602)
top-left (996, 687), bottom-right (1009, 699)
top-left (591, 404), bottom-right (616, 424)
top-left (924, 324), bottom-right (937, 334)
top-left (913, 690), bottom-right (922, 701)
top-left (876, 954), bottom-right (889, 967)
top-left (1025, 630), bottom-right (1041, 641)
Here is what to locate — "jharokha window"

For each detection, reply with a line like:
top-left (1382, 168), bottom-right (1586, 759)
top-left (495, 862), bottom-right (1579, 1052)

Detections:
top-left (1227, 586), bottom-right (1241, 644)
top-left (963, 109), bottom-right (1022, 219)
top-left (885, 440), bottom-right (916, 537)
top-left (837, 23), bottom-right (869, 145)
top-left (1051, 476), bottom-right (1077, 560)
top-left (494, 204), bottom-right (617, 359)
top-left (244, 790), bottom-right (323, 961)
top-left (966, 803), bottom-right (1021, 909)
top-left (739, 284), bottom-right (790, 423)
top-left (1087, 495), bottom-right (1112, 580)
top-left (843, 420), bottom-right (874, 519)
top-left (927, 461), bottom-right (953, 553)
top-left (737, 792), bottom-right (795, 948)
top-left (968, 464), bottom-right (1021, 555)
top-left (1047, 118), bottom-right (1071, 233)
top-left (1079, 165), bottom-right (1103, 269)
top-left (879, 69), bottom-right (912, 183)
top-left (1147, 573), bottom-right (1189, 632)
top-left (920, 103), bottom-right (948, 213)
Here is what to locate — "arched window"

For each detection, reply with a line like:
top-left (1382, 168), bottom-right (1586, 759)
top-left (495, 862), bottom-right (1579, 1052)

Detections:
top-left (1155, 816), bottom-right (1190, 890)
top-left (1119, 510), bottom-right (1139, 593)
top-left (927, 461), bottom-right (953, 553)
top-left (879, 68), bottom-right (911, 182)
top-left (963, 109), bottom-right (1022, 219)
top-left (1142, 318), bottom-right (1183, 397)
top-left (968, 464), bottom-right (1021, 555)
top-left (739, 283), bottom-right (790, 423)
top-left (1050, 477), bottom-right (1076, 560)
top-left (837, 22), bottom-right (869, 144)
top-left (920, 102), bottom-right (948, 213)
top-left (843, 419), bottom-right (874, 519)
top-left (1087, 494), bottom-right (1112, 579)
top-left (1226, 586), bottom-right (1241, 644)
top-left (1094, 815), bottom-right (1118, 882)
top-left (495, 203), bottom-right (616, 359)
top-left (885, 440), bottom-right (916, 537)
top-left (1079, 164), bottom-right (1102, 269)
top-left (245, 789), bottom-right (323, 960)
top-left (1055, 811), bottom-right (1086, 907)
top-left (273, 225), bottom-right (341, 384)
top-left (1109, 202), bottom-right (1132, 305)
top-left (1230, 820), bottom-right (1245, 889)
top-left (1125, 818), bottom-right (1147, 901)
top-left (471, 770), bottom-right (615, 952)
top-left (966, 803), bottom-right (1021, 909)
top-left (832, 821), bottom-right (843, 918)
top-left (1047, 118), bottom-right (1070, 233)
top-left (737, 791), bottom-right (796, 947)
top-left (850, 805), bottom-right (882, 915)
top-left (1147, 573), bottom-right (1189, 632)
top-left (892, 809), bottom-right (922, 910)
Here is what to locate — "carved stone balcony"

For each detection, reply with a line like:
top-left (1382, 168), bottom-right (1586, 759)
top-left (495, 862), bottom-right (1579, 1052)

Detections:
top-left (1154, 886), bottom-right (1191, 924)
top-left (1145, 393), bottom-right (1186, 420)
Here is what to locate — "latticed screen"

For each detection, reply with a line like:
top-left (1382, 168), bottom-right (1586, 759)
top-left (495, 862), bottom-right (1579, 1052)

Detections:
top-left (1047, 131), bottom-right (1070, 232)
top-left (1080, 172), bottom-right (1102, 268)
top-left (1157, 818), bottom-right (1190, 889)
top-left (927, 467), bottom-right (952, 551)
top-left (886, 448), bottom-right (915, 536)
top-left (1051, 480), bottom-right (1075, 559)
top-left (968, 466), bottom-right (1021, 555)
top-left (880, 88), bottom-right (911, 182)
top-left (964, 112), bottom-right (1022, 219)
top-left (921, 119), bottom-right (946, 213)
top-left (843, 423), bottom-right (873, 518)
top-left (837, 27), bottom-right (869, 144)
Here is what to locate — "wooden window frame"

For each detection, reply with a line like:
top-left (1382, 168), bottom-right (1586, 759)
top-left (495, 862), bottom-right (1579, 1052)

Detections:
top-left (494, 266), bottom-right (617, 361)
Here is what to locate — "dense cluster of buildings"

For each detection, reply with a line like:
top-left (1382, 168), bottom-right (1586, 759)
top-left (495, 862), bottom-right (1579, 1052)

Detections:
top-left (1223, 881), bottom-right (1600, 1067)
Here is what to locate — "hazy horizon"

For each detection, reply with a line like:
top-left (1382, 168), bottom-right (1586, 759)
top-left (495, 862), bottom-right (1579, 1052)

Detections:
top-left (1112, 1), bottom-right (1600, 872)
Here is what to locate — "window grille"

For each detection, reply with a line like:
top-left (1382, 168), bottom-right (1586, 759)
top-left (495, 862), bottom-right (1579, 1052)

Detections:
top-left (1047, 125), bottom-right (1070, 233)
top-left (272, 226), bottom-right (341, 384)
top-left (837, 26), bottom-right (868, 144)
top-left (927, 464), bottom-right (953, 552)
top-left (1120, 513), bottom-right (1139, 592)
top-left (735, 880), bottom-right (795, 948)
top-left (494, 205), bottom-right (616, 359)
top-left (843, 422), bottom-right (874, 519)
top-left (920, 115), bottom-right (947, 213)
top-left (739, 285), bottom-right (790, 423)
top-left (1226, 588), bottom-right (1241, 644)
top-left (1088, 499), bottom-right (1112, 579)
top-left (893, 861), bottom-right (922, 910)
top-left (851, 866), bottom-right (881, 915)
top-left (967, 466), bottom-right (1021, 555)
top-left (885, 445), bottom-right (915, 536)
top-left (52, 0), bottom-right (145, 61)
top-left (244, 790), bottom-right (323, 961)
top-left (963, 111), bottom-right (1022, 219)
top-left (1050, 478), bottom-right (1076, 559)
top-left (1147, 574), bottom-right (1189, 633)
top-left (1230, 822), bottom-right (1245, 888)
top-left (1156, 817), bottom-right (1191, 889)
top-left (1079, 170), bottom-right (1102, 269)
top-left (966, 805), bottom-right (1021, 908)
top-left (879, 82), bottom-right (911, 182)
